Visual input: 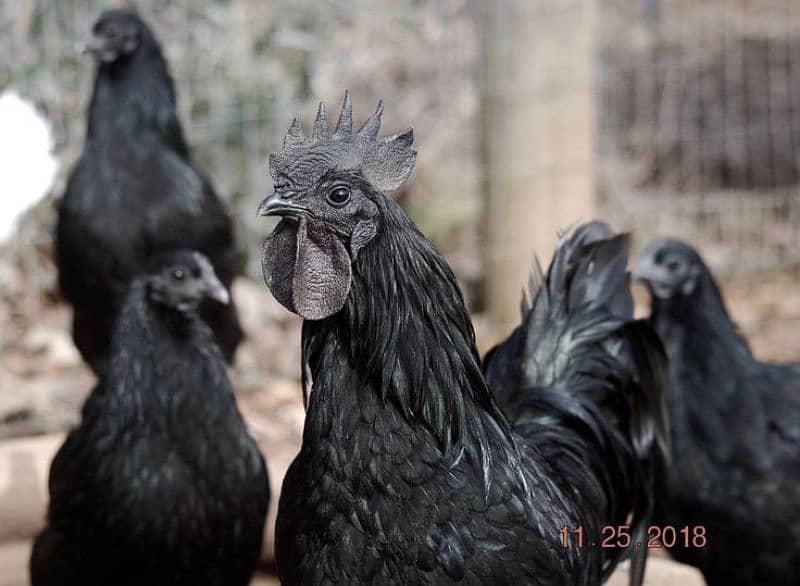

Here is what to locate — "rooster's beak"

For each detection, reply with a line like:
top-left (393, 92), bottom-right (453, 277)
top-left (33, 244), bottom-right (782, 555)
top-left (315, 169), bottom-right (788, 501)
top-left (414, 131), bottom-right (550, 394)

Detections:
top-left (257, 193), bottom-right (304, 218)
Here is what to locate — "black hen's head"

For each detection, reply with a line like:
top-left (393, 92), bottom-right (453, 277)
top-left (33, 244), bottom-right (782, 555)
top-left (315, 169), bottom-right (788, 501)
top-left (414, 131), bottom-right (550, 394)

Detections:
top-left (258, 92), bottom-right (416, 320)
top-left (633, 238), bottom-right (708, 301)
top-left (84, 10), bottom-right (155, 64)
top-left (143, 250), bottom-right (230, 314)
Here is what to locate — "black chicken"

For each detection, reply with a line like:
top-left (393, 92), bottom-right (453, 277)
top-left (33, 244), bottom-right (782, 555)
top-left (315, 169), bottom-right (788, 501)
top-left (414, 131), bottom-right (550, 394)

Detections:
top-left (56, 10), bottom-right (243, 375)
top-left (30, 250), bottom-right (269, 586)
top-left (258, 93), bottom-right (668, 585)
top-left (634, 238), bottom-right (800, 585)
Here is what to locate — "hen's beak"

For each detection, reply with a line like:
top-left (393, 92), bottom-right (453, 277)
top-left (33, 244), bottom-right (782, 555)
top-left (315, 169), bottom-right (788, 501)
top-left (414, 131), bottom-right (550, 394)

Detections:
top-left (202, 273), bottom-right (230, 305)
top-left (81, 34), bottom-right (105, 55)
top-left (632, 255), bottom-right (663, 285)
top-left (257, 192), bottom-right (304, 218)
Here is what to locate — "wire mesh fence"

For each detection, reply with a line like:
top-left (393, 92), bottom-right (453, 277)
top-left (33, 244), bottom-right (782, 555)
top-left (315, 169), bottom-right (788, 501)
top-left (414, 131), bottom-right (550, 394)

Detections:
top-left (2, 0), bottom-right (799, 285)
top-left (597, 0), bottom-right (800, 277)
top-left (0, 0), bottom-right (481, 278)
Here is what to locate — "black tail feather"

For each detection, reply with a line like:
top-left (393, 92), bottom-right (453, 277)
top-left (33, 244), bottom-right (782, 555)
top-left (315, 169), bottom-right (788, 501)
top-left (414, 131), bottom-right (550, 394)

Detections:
top-left (620, 320), bottom-right (670, 459)
top-left (484, 222), bottom-right (670, 585)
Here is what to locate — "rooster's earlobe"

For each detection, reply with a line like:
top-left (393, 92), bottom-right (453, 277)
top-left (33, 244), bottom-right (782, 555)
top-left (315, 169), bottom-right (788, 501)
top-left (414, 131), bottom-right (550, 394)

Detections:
top-left (350, 219), bottom-right (378, 260)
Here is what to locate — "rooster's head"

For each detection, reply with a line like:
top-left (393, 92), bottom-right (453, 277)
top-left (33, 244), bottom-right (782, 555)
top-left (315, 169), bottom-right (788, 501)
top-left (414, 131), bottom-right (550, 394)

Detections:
top-left (258, 92), bottom-right (416, 320)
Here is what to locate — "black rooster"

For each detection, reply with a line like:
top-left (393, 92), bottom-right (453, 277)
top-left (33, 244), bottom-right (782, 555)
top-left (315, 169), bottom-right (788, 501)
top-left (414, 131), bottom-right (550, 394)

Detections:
top-left (634, 238), bottom-right (800, 585)
top-left (259, 93), bottom-right (668, 585)
top-left (30, 250), bottom-right (269, 586)
top-left (56, 10), bottom-right (243, 375)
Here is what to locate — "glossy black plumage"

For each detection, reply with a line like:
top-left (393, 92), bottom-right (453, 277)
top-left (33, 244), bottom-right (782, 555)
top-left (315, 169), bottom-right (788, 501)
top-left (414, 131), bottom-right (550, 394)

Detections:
top-left (259, 97), bottom-right (667, 584)
top-left (272, 202), bottom-right (667, 584)
top-left (56, 10), bottom-right (242, 375)
top-left (483, 222), bottom-right (670, 585)
top-left (30, 251), bottom-right (269, 586)
top-left (635, 239), bottom-right (800, 585)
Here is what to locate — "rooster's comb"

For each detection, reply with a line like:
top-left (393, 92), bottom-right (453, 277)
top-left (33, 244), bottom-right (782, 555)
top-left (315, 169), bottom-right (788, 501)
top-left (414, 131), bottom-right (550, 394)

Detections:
top-left (269, 91), bottom-right (416, 192)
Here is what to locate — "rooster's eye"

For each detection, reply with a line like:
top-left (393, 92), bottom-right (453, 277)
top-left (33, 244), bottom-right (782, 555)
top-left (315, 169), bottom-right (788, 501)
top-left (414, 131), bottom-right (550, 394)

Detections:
top-left (172, 269), bottom-right (185, 280)
top-left (327, 186), bottom-right (351, 207)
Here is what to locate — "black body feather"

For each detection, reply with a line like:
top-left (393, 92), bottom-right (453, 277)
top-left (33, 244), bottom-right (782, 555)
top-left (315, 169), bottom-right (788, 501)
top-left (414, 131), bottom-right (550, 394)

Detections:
top-left (30, 251), bottom-right (268, 586)
top-left (56, 11), bottom-right (242, 375)
top-left (636, 239), bottom-right (800, 585)
top-left (484, 223), bottom-right (669, 586)
top-left (275, 202), bottom-right (668, 584)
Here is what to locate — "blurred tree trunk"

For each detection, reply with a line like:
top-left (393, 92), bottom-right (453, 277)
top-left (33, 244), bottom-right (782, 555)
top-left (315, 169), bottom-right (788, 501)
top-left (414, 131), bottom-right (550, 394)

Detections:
top-left (478, 0), bottom-right (597, 335)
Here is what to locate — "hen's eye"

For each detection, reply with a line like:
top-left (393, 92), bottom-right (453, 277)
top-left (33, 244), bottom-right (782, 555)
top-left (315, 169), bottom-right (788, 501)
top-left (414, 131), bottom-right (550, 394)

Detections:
top-left (666, 260), bottom-right (681, 272)
top-left (274, 183), bottom-right (289, 192)
top-left (327, 186), bottom-right (351, 207)
top-left (172, 269), bottom-right (185, 281)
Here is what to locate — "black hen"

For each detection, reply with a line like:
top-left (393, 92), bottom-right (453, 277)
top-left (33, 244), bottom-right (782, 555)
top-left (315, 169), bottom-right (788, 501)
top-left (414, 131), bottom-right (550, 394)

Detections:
top-left (56, 10), bottom-right (242, 375)
top-left (259, 94), bottom-right (668, 585)
top-left (30, 250), bottom-right (269, 586)
top-left (634, 238), bottom-right (800, 585)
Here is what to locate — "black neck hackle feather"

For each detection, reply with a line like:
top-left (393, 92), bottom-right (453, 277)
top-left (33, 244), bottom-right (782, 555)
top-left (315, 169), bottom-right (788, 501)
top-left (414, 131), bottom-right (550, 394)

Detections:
top-left (270, 93), bottom-right (520, 492)
top-left (301, 191), bottom-right (522, 494)
top-left (651, 266), bottom-right (753, 368)
top-left (104, 278), bottom-right (210, 414)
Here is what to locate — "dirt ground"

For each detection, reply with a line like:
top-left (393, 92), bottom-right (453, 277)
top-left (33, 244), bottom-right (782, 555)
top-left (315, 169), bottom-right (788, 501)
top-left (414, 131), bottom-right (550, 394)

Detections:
top-left (1, 270), bottom-right (798, 585)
